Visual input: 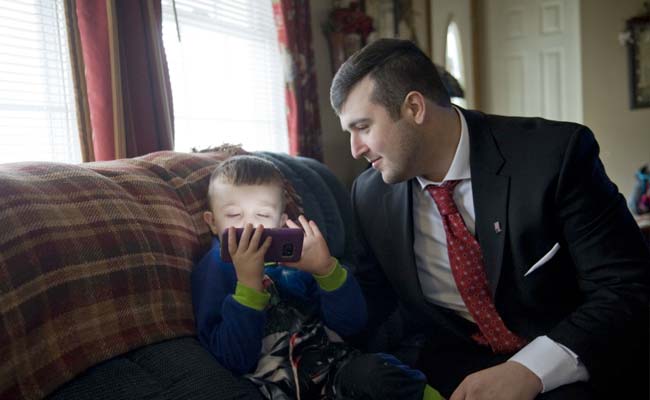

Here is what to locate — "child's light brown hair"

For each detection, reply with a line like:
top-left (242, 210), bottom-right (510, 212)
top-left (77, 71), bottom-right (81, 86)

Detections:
top-left (207, 155), bottom-right (287, 209)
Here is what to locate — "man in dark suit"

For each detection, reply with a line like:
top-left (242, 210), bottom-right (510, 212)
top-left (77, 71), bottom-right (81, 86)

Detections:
top-left (329, 38), bottom-right (649, 400)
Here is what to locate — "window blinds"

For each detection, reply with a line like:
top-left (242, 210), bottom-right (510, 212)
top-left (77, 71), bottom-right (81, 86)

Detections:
top-left (161, 0), bottom-right (288, 153)
top-left (0, 0), bottom-right (80, 163)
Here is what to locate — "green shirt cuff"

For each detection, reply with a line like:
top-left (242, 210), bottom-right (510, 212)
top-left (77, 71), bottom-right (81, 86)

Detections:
top-left (423, 385), bottom-right (445, 400)
top-left (232, 282), bottom-right (270, 311)
top-left (313, 258), bottom-right (347, 292)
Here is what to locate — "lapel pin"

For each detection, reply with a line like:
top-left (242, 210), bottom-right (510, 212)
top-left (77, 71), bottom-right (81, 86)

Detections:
top-left (494, 221), bottom-right (502, 234)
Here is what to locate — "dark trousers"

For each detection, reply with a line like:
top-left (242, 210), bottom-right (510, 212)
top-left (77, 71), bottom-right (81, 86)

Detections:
top-left (414, 334), bottom-right (593, 400)
top-left (332, 353), bottom-right (428, 400)
top-left (413, 323), bottom-right (648, 400)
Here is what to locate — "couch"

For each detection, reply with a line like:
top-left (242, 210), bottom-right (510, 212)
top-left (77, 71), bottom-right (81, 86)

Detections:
top-left (0, 148), bottom-right (358, 400)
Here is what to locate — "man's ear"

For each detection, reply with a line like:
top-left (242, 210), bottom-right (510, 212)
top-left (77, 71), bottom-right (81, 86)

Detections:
top-left (280, 213), bottom-right (288, 227)
top-left (203, 211), bottom-right (219, 235)
top-left (402, 91), bottom-right (426, 124)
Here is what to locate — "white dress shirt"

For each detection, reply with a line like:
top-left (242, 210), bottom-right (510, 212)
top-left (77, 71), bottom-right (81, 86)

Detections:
top-left (412, 107), bottom-right (589, 392)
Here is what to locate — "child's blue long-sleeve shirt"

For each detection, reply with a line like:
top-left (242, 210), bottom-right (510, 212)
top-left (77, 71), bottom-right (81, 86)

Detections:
top-left (191, 238), bottom-right (367, 375)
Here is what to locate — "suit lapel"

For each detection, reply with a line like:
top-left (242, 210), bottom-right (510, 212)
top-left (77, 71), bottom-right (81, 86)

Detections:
top-left (463, 109), bottom-right (509, 296)
top-left (381, 180), bottom-right (468, 335)
top-left (381, 181), bottom-right (426, 305)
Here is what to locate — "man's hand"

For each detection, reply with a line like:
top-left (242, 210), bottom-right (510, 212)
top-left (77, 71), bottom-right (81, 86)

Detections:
top-left (450, 361), bottom-right (542, 400)
top-left (228, 224), bottom-right (271, 291)
top-left (284, 215), bottom-right (334, 275)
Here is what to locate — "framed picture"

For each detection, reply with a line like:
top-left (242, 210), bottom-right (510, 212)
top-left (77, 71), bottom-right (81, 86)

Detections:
top-left (363, 0), bottom-right (397, 39)
top-left (627, 14), bottom-right (650, 108)
top-left (362, 0), bottom-right (431, 57)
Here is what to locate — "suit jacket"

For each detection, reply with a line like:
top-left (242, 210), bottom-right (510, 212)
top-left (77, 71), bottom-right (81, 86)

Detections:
top-left (350, 108), bottom-right (649, 381)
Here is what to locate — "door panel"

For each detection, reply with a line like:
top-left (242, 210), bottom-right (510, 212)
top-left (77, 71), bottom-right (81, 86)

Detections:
top-left (483, 0), bottom-right (582, 123)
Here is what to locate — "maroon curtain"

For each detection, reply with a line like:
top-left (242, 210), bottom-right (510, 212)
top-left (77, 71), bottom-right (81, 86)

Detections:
top-left (71, 0), bottom-right (174, 161)
top-left (272, 0), bottom-right (323, 161)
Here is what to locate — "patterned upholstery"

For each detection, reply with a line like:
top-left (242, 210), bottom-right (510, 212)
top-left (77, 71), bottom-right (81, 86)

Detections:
top-left (0, 150), bottom-right (343, 400)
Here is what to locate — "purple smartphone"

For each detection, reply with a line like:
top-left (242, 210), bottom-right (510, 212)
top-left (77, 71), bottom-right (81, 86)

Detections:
top-left (220, 227), bottom-right (304, 263)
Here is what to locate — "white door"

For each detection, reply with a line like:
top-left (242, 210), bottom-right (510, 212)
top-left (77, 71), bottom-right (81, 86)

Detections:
top-left (482, 0), bottom-right (582, 123)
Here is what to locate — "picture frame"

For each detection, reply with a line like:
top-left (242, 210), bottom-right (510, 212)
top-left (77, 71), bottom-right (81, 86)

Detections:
top-left (362, 0), bottom-right (431, 57)
top-left (362, 0), bottom-right (397, 39)
top-left (626, 14), bottom-right (650, 108)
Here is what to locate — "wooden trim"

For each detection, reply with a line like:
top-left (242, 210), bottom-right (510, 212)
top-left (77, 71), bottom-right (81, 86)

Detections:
top-left (426, 0), bottom-right (433, 57)
top-left (106, 0), bottom-right (126, 159)
top-left (64, 0), bottom-right (95, 162)
top-left (470, 0), bottom-right (481, 109)
top-left (145, 0), bottom-right (174, 145)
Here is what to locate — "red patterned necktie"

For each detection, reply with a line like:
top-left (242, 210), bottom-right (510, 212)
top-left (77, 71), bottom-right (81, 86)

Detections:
top-left (427, 180), bottom-right (527, 353)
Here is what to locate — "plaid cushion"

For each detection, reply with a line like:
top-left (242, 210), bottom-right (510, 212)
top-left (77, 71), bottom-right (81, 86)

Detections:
top-left (0, 150), bottom-right (287, 399)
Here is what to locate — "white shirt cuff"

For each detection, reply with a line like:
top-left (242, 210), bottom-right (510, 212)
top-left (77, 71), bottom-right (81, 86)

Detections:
top-left (509, 336), bottom-right (590, 393)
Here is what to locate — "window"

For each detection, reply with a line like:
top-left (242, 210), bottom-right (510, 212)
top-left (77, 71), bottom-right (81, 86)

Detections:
top-left (161, 0), bottom-right (288, 153)
top-left (0, 0), bottom-right (80, 163)
top-left (445, 20), bottom-right (466, 108)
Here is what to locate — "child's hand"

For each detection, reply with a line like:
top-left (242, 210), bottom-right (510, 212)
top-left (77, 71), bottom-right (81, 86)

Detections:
top-left (284, 216), bottom-right (335, 276)
top-left (228, 224), bottom-right (271, 291)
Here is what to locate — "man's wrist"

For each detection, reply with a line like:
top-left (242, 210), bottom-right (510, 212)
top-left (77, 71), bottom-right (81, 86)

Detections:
top-left (508, 336), bottom-right (589, 393)
top-left (506, 360), bottom-right (543, 394)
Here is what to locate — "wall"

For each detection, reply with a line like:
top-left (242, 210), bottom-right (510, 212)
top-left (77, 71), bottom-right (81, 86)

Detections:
top-left (430, 0), bottom-right (475, 108)
top-left (580, 0), bottom-right (650, 199)
top-left (310, 1), bottom-right (368, 189)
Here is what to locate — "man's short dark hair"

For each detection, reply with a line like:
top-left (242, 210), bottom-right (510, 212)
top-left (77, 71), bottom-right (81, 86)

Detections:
top-left (330, 38), bottom-right (451, 120)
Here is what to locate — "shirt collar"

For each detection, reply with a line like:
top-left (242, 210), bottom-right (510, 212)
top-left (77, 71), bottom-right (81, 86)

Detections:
top-left (416, 106), bottom-right (471, 190)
